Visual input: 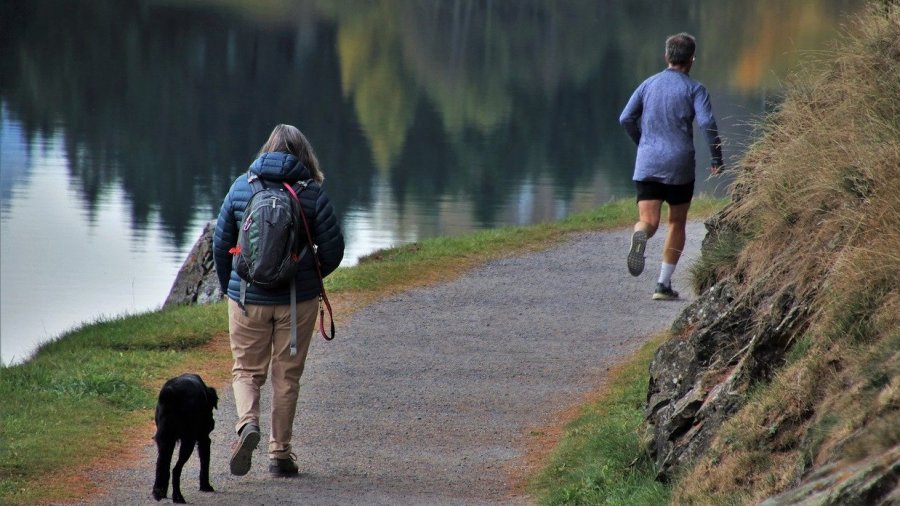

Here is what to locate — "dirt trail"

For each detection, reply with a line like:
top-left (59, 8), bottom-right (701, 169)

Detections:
top-left (86, 223), bottom-right (704, 505)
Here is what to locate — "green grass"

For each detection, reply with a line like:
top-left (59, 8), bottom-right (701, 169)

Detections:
top-left (530, 334), bottom-right (670, 506)
top-left (689, 224), bottom-right (751, 293)
top-left (0, 196), bottom-right (725, 505)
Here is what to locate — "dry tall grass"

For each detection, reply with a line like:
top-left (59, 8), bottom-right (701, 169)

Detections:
top-left (675, 5), bottom-right (899, 504)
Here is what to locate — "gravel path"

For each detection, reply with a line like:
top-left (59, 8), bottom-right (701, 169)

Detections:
top-left (87, 222), bottom-right (704, 505)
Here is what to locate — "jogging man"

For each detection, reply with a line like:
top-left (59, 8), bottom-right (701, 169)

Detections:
top-left (619, 32), bottom-right (722, 300)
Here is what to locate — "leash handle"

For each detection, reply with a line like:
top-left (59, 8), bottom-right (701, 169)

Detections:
top-left (284, 181), bottom-right (335, 341)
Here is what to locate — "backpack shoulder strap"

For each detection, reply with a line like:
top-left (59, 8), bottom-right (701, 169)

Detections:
top-left (246, 171), bottom-right (266, 194)
top-left (289, 179), bottom-right (315, 194)
top-left (284, 179), bottom-right (316, 212)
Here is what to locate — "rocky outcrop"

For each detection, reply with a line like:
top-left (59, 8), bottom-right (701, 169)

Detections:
top-left (642, 6), bottom-right (900, 499)
top-left (164, 221), bottom-right (223, 307)
top-left (645, 217), bottom-right (812, 481)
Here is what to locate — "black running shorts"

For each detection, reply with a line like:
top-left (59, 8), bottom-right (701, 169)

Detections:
top-left (635, 180), bottom-right (695, 205)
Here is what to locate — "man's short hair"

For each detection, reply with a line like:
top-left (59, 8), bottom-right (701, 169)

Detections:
top-left (665, 33), bottom-right (696, 65)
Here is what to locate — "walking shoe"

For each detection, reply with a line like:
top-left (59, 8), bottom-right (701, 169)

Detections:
top-left (652, 282), bottom-right (680, 301)
top-left (269, 453), bottom-right (299, 476)
top-left (229, 423), bottom-right (260, 476)
top-left (627, 230), bottom-right (648, 276)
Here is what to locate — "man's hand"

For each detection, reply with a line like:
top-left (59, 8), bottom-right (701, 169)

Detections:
top-left (710, 164), bottom-right (723, 175)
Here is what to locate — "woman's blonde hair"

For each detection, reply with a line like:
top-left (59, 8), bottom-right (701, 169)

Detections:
top-left (258, 124), bottom-right (324, 183)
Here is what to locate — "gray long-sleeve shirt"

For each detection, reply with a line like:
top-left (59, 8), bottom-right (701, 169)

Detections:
top-left (619, 68), bottom-right (722, 185)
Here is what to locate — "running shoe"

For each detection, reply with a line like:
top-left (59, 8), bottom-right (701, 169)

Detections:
top-left (652, 282), bottom-right (680, 300)
top-left (627, 230), bottom-right (648, 276)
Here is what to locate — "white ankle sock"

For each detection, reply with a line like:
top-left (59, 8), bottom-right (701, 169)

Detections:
top-left (658, 262), bottom-right (676, 287)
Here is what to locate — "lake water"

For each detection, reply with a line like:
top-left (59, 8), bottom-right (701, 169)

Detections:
top-left (0, 0), bottom-right (864, 365)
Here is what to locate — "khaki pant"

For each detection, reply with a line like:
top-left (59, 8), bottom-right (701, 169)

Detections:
top-left (228, 297), bottom-right (318, 459)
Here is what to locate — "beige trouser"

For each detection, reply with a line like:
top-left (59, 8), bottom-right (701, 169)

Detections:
top-left (228, 297), bottom-right (318, 459)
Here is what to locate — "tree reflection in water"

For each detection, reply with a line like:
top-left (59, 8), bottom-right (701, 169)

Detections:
top-left (0, 0), bottom-right (863, 250)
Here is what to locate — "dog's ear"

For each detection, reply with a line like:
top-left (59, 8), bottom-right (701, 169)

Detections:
top-left (207, 386), bottom-right (219, 410)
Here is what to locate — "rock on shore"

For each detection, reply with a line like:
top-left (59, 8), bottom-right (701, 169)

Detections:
top-left (164, 220), bottom-right (223, 307)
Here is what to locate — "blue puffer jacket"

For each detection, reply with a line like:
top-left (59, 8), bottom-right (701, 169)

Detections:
top-left (213, 152), bottom-right (344, 305)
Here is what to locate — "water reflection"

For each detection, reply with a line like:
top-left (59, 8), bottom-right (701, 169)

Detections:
top-left (0, 123), bottom-right (200, 364)
top-left (0, 0), bottom-right (863, 363)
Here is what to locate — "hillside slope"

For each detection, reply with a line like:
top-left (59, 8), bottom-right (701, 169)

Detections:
top-left (644, 5), bottom-right (899, 504)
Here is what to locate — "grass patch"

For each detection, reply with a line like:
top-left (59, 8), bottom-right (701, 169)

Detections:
top-left (530, 334), bottom-right (670, 506)
top-left (826, 283), bottom-right (893, 344)
top-left (784, 335), bottom-right (813, 366)
top-left (0, 197), bottom-right (725, 505)
top-left (801, 412), bottom-right (841, 470)
top-left (689, 225), bottom-right (751, 293)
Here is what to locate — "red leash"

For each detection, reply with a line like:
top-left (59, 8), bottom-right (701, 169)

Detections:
top-left (284, 181), bottom-right (335, 341)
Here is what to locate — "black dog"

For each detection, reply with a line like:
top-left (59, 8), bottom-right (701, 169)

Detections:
top-left (152, 373), bottom-right (218, 503)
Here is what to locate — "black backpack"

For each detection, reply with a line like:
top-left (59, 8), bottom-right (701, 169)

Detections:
top-left (232, 172), bottom-right (310, 291)
top-left (231, 171), bottom-right (335, 354)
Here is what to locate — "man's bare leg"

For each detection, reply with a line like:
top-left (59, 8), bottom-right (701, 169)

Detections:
top-left (662, 202), bottom-right (690, 265)
top-left (636, 199), bottom-right (663, 238)
top-left (652, 202), bottom-right (691, 299)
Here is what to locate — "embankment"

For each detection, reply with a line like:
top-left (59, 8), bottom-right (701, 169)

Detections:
top-left (645, 5), bottom-right (899, 504)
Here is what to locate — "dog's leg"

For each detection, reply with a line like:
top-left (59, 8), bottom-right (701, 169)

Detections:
top-left (171, 438), bottom-right (196, 504)
top-left (152, 437), bottom-right (175, 501)
top-left (198, 435), bottom-right (214, 492)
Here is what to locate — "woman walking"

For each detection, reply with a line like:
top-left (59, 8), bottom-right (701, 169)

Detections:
top-left (213, 124), bottom-right (344, 476)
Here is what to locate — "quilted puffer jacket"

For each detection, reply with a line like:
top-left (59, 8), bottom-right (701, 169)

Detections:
top-left (213, 152), bottom-right (344, 305)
